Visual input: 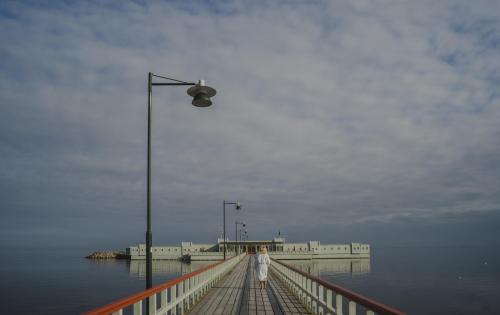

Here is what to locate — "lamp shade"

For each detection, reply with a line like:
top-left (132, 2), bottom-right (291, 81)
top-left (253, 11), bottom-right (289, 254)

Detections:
top-left (187, 80), bottom-right (216, 107)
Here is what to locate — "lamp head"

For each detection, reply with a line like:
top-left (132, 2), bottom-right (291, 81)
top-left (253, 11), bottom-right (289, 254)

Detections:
top-left (235, 201), bottom-right (241, 210)
top-left (187, 80), bottom-right (217, 107)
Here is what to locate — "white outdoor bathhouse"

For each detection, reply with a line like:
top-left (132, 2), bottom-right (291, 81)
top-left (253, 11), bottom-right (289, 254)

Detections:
top-left (126, 238), bottom-right (370, 261)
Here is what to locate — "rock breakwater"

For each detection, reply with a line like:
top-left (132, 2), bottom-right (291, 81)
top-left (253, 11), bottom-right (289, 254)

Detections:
top-left (85, 251), bottom-right (126, 259)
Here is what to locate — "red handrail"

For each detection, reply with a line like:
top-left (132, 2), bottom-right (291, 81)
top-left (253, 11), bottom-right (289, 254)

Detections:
top-left (83, 255), bottom-right (238, 315)
top-left (272, 259), bottom-right (405, 315)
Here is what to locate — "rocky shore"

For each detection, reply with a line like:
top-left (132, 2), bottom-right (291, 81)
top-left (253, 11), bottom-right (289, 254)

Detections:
top-left (85, 251), bottom-right (126, 259)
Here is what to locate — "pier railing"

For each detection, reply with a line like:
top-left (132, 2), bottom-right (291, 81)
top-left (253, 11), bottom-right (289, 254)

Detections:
top-left (270, 259), bottom-right (405, 315)
top-left (83, 253), bottom-right (246, 315)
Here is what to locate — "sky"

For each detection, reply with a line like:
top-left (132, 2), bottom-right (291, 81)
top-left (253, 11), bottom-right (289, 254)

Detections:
top-left (0, 0), bottom-right (499, 251)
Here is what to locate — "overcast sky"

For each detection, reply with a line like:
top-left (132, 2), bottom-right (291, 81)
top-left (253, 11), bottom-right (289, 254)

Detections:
top-left (1, 0), bottom-right (499, 250)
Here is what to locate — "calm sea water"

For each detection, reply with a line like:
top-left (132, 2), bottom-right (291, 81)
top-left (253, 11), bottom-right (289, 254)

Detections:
top-left (287, 245), bottom-right (500, 315)
top-left (0, 248), bottom-right (212, 314)
top-left (0, 245), bottom-right (498, 314)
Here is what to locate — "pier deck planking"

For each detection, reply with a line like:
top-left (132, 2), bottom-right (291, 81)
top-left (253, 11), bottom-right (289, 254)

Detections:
top-left (187, 255), bottom-right (309, 315)
top-left (268, 270), bottom-right (310, 315)
top-left (187, 255), bottom-right (249, 315)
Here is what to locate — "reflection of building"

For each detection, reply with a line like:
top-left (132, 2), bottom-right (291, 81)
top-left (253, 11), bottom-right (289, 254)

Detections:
top-left (285, 259), bottom-right (371, 277)
top-left (126, 238), bottom-right (370, 261)
top-left (128, 260), bottom-right (213, 278)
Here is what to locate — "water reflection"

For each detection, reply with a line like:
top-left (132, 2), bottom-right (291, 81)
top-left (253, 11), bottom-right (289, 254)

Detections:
top-left (127, 260), bottom-right (214, 279)
top-left (125, 258), bottom-right (370, 281)
top-left (284, 259), bottom-right (371, 277)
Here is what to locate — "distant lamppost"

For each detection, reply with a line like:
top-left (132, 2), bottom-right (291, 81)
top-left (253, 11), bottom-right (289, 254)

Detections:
top-left (239, 228), bottom-right (245, 252)
top-left (223, 200), bottom-right (241, 260)
top-left (145, 72), bottom-right (216, 291)
top-left (235, 221), bottom-right (245, 254)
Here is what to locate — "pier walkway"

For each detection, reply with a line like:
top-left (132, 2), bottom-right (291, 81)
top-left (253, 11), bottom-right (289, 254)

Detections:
top-left (84, 253), bottom-right (405, 315)
top-left (187, 255), bottom-right (309, 315)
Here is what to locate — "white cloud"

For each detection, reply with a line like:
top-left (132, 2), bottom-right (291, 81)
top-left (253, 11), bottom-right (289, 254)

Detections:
top-left (0, 0), bottom-right (499, 243)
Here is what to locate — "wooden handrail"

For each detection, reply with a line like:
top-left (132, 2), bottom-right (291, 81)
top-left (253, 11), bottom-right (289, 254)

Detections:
top-left (83, 256), bottom-right (237, 315)
top-left (272, 259), bottom-right (405, 315)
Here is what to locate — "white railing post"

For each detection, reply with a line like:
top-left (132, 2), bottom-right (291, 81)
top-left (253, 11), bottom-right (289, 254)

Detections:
top-left (205, 271), bottom-right (209, 293)
top-left (133, 301), bottom-right (142, 315)
top-left (312, 281), bottom-right (318, 313)
top-left (366, 310), bottom-right (375, 315)
top-left (178, 281), bottom-right (184, 315)
top-left (192, 276), bottom-right (196, 304)
top-left (161, 289), bottom-right (167, 309)
top-left (326, 289), bottom-right (333, 315)
top-left (318, 284), bottom-right (324, 315)
top-left (200, 273), bottom-right (205, 296)
top-left (202, 270), bottom-right (207, 294)
top-left (188, 277), bottom-right (193, 308)
top-left (171, 285), bottom-right (177, 315)
top-left (194, 274), bottom-right (198, 304)
top-left (302, 276), bottom-right (306, 305)
top-left (336, 294), bottom-right (343, 315)
top-left (307, 278), bottom-right (312, 310)
top-left (294, 271), bottom-right (299, 296)
top-left (293, 270), bottom-right (298, 295)
top-left (148, 294), bottom-right (156, 315)
top-left (185, 279), bottom-right (190, 311)
top-left (349, 300), bottom-right (356, 315)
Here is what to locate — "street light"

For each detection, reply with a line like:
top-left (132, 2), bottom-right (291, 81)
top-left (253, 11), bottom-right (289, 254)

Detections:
top-left (223, 200), bottom-right (241, 260)
top-left (235, 221), bottom-right (245, 254)
top-left (146, 72), bottom-right (216, 291)
top-left (239, 226), bottom-right (248, 253)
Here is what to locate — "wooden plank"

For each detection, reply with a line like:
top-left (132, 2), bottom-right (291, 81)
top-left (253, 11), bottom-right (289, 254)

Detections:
top-left (267, 268), bottom-right (311, 315)
top-left (224, 258), bottom-right (247, 315)
top-left (188, 255), bottom-right (310, 315)
top-left (188, 256), bottom-right (249, 315)
top-left (212, 256), bottom-right (247, 314)
top-left (247, 256), bottom-right (273, 314)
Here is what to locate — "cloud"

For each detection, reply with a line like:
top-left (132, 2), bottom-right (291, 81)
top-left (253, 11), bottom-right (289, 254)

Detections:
top-left (0, 0), bottom-right (499, 247)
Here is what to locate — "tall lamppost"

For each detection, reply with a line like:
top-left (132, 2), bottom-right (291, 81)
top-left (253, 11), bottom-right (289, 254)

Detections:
top-left (235, 221), bottom-right (245, 254)
top-left (223, 200), bottom-right (241, 260)
top-left (146, 72), bottom-right (216, 291)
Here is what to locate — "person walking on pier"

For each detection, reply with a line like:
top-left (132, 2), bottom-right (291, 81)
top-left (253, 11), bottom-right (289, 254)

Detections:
top-left (257, 246), bottom-right (271, 289)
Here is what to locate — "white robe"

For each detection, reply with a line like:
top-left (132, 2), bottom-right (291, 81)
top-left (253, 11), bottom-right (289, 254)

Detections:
top-left (257, 253), bottom-right (270, 281)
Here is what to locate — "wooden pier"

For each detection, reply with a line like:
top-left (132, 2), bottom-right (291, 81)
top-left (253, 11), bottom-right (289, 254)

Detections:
top-left (84, 253), bottom-right (405, 315)
top-left (187, 255), bottom-right (309, 315)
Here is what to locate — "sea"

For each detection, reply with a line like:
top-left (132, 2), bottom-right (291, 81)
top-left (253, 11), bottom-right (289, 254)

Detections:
top-left (0, 245), bottom-right (499, 314)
